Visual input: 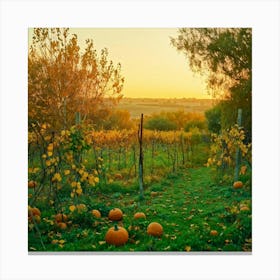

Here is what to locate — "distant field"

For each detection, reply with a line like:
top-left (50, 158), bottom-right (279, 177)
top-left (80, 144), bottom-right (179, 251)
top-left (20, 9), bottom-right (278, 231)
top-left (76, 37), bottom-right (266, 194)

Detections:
top-left (117, 98), bottom-right (215, 118)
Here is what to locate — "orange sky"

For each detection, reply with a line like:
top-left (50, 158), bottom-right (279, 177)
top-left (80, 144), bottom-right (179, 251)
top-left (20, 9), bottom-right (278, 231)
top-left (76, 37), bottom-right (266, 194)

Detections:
top-left (29, 28), bottom-right (210, 99)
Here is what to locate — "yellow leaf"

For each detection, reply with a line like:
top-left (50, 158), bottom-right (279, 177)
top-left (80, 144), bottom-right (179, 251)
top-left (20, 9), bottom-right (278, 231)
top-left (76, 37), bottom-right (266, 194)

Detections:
top-left (59, 239), bottom-right (66, 244)
top-left (76, 188), bottom-right (83, 195)
top-left (64, 170), bottom-right (70, 175)
top-left (98, 241), bottom-right (106, 245)
top-left (185, 246), bottom-right (191, 252)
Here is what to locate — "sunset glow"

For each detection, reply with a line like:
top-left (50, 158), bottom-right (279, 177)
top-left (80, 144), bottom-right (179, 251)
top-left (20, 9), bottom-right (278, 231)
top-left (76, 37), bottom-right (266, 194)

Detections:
top-left (29, 28), bottom-right (209, 99)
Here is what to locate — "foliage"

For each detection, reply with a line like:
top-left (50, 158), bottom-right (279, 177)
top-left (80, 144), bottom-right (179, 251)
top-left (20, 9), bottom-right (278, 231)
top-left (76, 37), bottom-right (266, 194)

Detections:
top-left (144, 110), bottom-right (206, 132)
top-left (171, 28), bottom-right (252, 140)
top-left (206, 125), bottom-right (252, 181)
top-left (205, 105), bottom-right (221, 134)
top-left (28, 28), bottom-right (124, 130)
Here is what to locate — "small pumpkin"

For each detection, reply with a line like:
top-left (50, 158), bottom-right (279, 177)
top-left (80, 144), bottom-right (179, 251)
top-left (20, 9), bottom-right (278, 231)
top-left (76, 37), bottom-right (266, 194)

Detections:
top-left (240, 205), bottom-right (250, 212)
top-left (210, 230), bottom-right (218, 236)
top-left (76, 204), bottom-right (87, 213)
top-left (55, 213), bottom-right (68, 223)
top-left (134, 212), bottom-right (146, 219)
top-left (105, 224), bottom-right (129, 246)
top-left (56, 222), bottom-right (67, 230)
top-left (233, 181), bottom-right (243, 189)
top-left (28, 180), bottom-right (37, 188)
top-left (147, 222), bottom-right (163, 237)
top-left (91, 209), bottom-right (101, 218)
top-left (28, 207), bottom-right (41, 217)
top-left (150, 191), bottom-right (158, 197)
top-left (108, 208), bottom-right (123, 221)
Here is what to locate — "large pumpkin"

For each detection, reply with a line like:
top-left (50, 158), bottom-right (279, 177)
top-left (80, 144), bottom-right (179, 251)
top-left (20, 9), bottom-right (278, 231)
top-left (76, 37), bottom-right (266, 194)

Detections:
top-left (105, 224), bottom-right (129, 246)
top-left (147, 222), bottom-right (163, 237)
top-left (108, 208), bottom-right (123, 221)
top-left (233, 181), bottom-right (243, 189)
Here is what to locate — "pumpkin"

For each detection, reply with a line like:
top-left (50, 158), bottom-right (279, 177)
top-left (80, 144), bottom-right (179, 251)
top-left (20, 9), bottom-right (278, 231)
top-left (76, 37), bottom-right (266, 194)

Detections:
top-left (33, 215), bottom-right (41, 223)
top-left (55, 213), bottom-right (68, 223)
top-left (210, 230), bottom-right (218, 236)
top-left (151, 191), bottom-right (158, 197)
top-left (91, 209), bottom-right (101, 218)
top-left (28, 207), bottom-right (41, 217)
top-left (240, 205), bottom-right (250, 212)
top-left (56, 222), bottom-right (67, 230)
top-left (147, 222), bottom-right (163, 237)
top-left (28, 180), bottom-right (37, 188)
top-left (233, 181), bottom-right (243, 189)
top-left (134, 212), bottom-right (146, 219)
top-left (105, 224), bottom-right (129, 246)
top-left (76, 204), bottom-right (87, 213)
top-left (108, 208), bottom-right (123, 221)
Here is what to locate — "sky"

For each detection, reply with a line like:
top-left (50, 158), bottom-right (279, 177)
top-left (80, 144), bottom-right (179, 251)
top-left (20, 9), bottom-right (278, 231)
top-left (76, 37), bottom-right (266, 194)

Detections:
top-left (29, 28), bottom-right (210, 99)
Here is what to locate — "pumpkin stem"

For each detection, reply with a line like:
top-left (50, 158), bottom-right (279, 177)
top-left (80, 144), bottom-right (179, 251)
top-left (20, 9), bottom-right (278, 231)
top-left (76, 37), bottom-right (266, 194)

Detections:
top-left (114, 224), bottom-right (119, 231)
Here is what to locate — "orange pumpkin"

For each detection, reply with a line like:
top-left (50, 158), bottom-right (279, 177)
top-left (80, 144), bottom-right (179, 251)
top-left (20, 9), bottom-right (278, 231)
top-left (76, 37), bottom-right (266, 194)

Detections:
top-left (56, 222), bottom-right (67, 230)
top-left (105, 224), bottom-right (129, 246)
top-left (108, 208), bottom-right (123, 221)
top-left (91, 209), bottom-right (101, 218)
top-left (233, 181), bottom-right (243, 189)
top-left (134, 212), bottom-right (146, 219)
top-left (240, 205), bottom-right (250, 212)
top-left (210, 230), bottom-right (218, 236)
top-left (55, 213), bottom-right (68, 223)
top-left (28, 180), bottom-right (37, 188)
top-left (28, 207), bottom-right (41, 217)
top-left (147, 222), bottom-right (163, 237)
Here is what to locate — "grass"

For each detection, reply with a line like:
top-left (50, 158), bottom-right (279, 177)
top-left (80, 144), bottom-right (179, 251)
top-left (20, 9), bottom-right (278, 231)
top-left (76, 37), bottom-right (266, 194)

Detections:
top-left (28, 166), bottom-right (252, 252)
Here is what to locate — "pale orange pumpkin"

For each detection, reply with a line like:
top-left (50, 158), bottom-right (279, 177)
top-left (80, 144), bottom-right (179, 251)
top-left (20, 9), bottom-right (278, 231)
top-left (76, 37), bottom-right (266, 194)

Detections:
top-left (105, 224), bottom-right (129, 246)
top-left (134, 212), bottom-right (146, 219)
top-left (91, 209), bottom-right (101, 218)
top-left (108, 208), bottom-right (123, 221)
top-left (147, 222), bottom-right (163, 237)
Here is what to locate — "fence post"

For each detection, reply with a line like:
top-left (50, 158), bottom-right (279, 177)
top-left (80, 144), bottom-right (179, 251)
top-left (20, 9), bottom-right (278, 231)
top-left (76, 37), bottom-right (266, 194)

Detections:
top-left (75, 112), bottom-right (81, 125)
top-left (234, 109), bottom-right (242, 182)
top-left (138, 113), bottom-right (144, 200)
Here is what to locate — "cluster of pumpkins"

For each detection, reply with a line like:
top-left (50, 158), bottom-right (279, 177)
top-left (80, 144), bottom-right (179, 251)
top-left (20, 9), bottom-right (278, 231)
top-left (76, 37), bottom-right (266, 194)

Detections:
top-left (103, 207), bottom-right (163, 246)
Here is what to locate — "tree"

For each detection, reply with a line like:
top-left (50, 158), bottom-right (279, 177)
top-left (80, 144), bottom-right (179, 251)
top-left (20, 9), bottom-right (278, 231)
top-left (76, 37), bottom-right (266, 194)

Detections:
top-left (28, 28), bottom-right (124, 130)
top-left (171, 28), bottom-right (252, 139)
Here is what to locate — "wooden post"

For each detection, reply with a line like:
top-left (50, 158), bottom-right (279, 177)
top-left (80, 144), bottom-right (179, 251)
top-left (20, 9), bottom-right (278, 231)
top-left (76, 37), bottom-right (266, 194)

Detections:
top-left (138, 114), bottom-right (144, 200)
top-left (75, 112), bottom-right (81, 125)
top-left (234, 109), bottom-right (242, 182)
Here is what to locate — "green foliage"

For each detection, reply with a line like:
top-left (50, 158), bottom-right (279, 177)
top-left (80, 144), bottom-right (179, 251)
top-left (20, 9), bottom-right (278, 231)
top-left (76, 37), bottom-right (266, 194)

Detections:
top-left (144, 110), bottom-right (206, 132)
top-left (171, 28), bottom-right (252, 141)
top-left (205, 105), bottom-right (221, 134)
top-left (145, 116), bottom-right (177, 131)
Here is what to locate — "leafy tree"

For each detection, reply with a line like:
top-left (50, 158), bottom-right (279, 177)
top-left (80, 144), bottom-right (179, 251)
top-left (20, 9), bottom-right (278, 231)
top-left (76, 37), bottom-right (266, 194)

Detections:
top-left (171, 28), bottom-right (251, 139)
top-left (205, 105), bottom-right (221, 134)
top-left (28, 28), bottom-right (124, 130)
